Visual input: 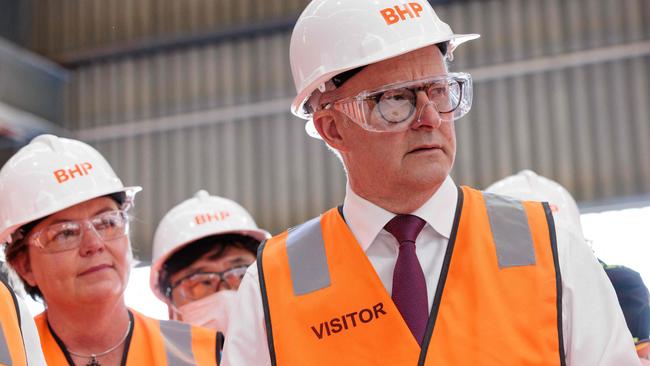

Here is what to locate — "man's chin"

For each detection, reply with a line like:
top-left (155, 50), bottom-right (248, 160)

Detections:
top-left (75, 281), bottom-right (124, 304)
top-left (400, 171), bottom-right (448, 191)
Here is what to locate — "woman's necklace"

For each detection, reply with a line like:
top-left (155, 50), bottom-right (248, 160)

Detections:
top-left (66, 319), bottom-right (132, 366)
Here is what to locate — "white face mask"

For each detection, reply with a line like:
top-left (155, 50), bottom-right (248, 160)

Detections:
top-left (173, 290), bottom-right (238, 334)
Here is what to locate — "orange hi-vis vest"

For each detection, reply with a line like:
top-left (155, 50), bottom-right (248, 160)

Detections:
top-left (34, 308), bottom-right (220, 366)
top-left (259, 186), bottom-right (566, 365)
top-left (0, 278), bottom-right (28, 366)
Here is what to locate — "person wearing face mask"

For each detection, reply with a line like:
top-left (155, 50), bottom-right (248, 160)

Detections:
top-left (150, 190), bottom-right (270, 336)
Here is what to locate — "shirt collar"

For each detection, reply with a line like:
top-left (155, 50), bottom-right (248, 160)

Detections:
top-left (342, 175), bottom-right (458, 252)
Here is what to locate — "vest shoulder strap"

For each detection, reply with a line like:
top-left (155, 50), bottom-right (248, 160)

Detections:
top-left (482, 191), bottom-right (537, 268)
top-left (285, 216), bottom-right (331, 295)
top-left (0, 279), bottom-right (26, 366)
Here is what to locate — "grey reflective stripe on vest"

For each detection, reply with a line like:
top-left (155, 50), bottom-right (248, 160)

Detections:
top-left (159, 320), bottom-right (197, 366)
top-left (0, 325), bottom-right (11, 365)
top-left (286, 216), bottom-right (331, 296)
top-left (483, 192), bottom-right (536, 268)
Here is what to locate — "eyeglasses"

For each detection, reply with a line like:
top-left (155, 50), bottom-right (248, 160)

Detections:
top-left (28, 210), bottom-right (129, 253)
top-left (168, 264), bottom-right (250, 301)
top-left (322, 72), bottom-right (473, 133)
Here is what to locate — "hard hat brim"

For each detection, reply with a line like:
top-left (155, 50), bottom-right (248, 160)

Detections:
top-left (0, 185), bottom-right (142, 245)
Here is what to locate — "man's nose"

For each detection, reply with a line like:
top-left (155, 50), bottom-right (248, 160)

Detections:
top-left (410, 91), bottom-right (443, 129)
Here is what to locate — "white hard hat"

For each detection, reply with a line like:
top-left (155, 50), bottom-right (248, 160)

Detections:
top-left (0, 134), bottom-right (141, 244)
top-left (290, 0), bottom-right (480, 134)
top-left (485, 170), bottom-right (584, 238)
top-left (150, 190), bottom-right (271, 302)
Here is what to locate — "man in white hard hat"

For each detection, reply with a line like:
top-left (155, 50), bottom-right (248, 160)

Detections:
top-left (150, 190), bottom-right (270, 335)
top-left (223, 0), bottom-right (639, 365)
top-left (487, 169), bottom-right (649, 365)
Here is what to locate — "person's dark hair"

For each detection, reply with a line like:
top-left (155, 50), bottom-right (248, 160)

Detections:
top-left (3, 193), bottom-right (127, 301)
top-left (5, 217), bottom-right (46, 300)
top-left (436, 42), bottom-right (448, 58)
top-left (159, 234), bottom-right (260, 299)
top-left (603, 263), bottom-right (650, 342)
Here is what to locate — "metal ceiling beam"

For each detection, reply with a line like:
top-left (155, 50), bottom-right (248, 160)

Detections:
top-left (0, 101), bottom-right (68, 143)
top-left (52, 16), bottom-right (299, 69)
top-left (48, 0), bottom-right (469, 68)
top-left (0, 38), bottom-right (68, 143)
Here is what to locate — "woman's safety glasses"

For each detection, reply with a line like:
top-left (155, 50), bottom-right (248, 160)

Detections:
top-left (169, 265), bottom-right (250, 301)
top-left (323, 72), bottom-right (472, 133)
top-left (28, 210), bottom-right (129, 253)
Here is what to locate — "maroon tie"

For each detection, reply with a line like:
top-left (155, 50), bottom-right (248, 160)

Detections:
top-left (384, 214), bottom-right (428, 344)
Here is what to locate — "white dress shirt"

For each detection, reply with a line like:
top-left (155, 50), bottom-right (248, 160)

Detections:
top-left (223, 176), bottom-right (640, 366)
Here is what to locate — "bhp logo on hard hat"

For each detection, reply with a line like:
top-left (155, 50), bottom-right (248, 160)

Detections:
top-left (380, 2), bottom-right (424, 25)
top-left (194, 212), bottom-right (231, 225)
top-left (53, 162), bottom-right (93, 184)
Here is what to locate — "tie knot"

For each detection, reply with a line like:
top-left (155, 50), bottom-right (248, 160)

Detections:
top-left (384, 214), bottom-right (426, 246)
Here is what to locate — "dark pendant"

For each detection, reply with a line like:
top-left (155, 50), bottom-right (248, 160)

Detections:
top-left (86, 356), bottom-right (101, 366)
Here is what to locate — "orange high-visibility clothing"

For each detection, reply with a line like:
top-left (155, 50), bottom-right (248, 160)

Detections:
top-left (34, 308), bottom-right (220, 366)
top-left (638, 341), bottom-right (649, 359)
top-left (259, 186), bottom-right (565, 365)
top-left (0, 278), bottom-right (28, 366)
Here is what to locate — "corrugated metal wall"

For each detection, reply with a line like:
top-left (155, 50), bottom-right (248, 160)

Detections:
top-left (26, 0), bottom-right (307, 57)
top-left (19, 0), bottom-right (650, 261)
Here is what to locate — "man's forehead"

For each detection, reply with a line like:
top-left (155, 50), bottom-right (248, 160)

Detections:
top-left (40, 196), bottom-right (117, 224)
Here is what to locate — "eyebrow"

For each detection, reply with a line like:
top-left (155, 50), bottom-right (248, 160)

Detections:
top-left (222, 257), bottom-right (251, 266)
top-left (205, 249), bottom-right (251, 262)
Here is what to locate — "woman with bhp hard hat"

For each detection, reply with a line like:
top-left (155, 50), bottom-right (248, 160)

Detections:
top-left (150, 190), bottom-right (270, 335)
top-left (0, 135), bottom-right (220, 366)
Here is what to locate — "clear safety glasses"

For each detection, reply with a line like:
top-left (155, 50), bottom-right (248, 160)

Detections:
top-left (323, 72), bottom-right (473, 133)
top-left (28, 210), bottom-right (129, 253)
top-left (169, 264), bottom-right (251, 301)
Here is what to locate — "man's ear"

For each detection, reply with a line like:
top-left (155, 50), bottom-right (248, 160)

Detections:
top-left (313, 110), bottom-right (349, 152)
top-left (12, 251), bottom-right (37, 288)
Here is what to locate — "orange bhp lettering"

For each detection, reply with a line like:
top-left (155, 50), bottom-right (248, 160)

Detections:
top-left (380, 3), bottom-right (423, 25)
top-left (68, 164), bottom-right (84, 179)
top-left (380, 8), bottom-right (399, 25)
top-left (82, 162), bottom-right (93, 174)
top-left (409, 2), bottom-right (423, 17)
top-left (52, 161), bottom-right (94, 183)
top-left (54, 169), bottom-right (69, 183)
top-left (194, 212), bottom-right (230, 225)
top-left (194, 215), bottom-right (205, 225)
top-left (394, 4), bottom-right (414, 20)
